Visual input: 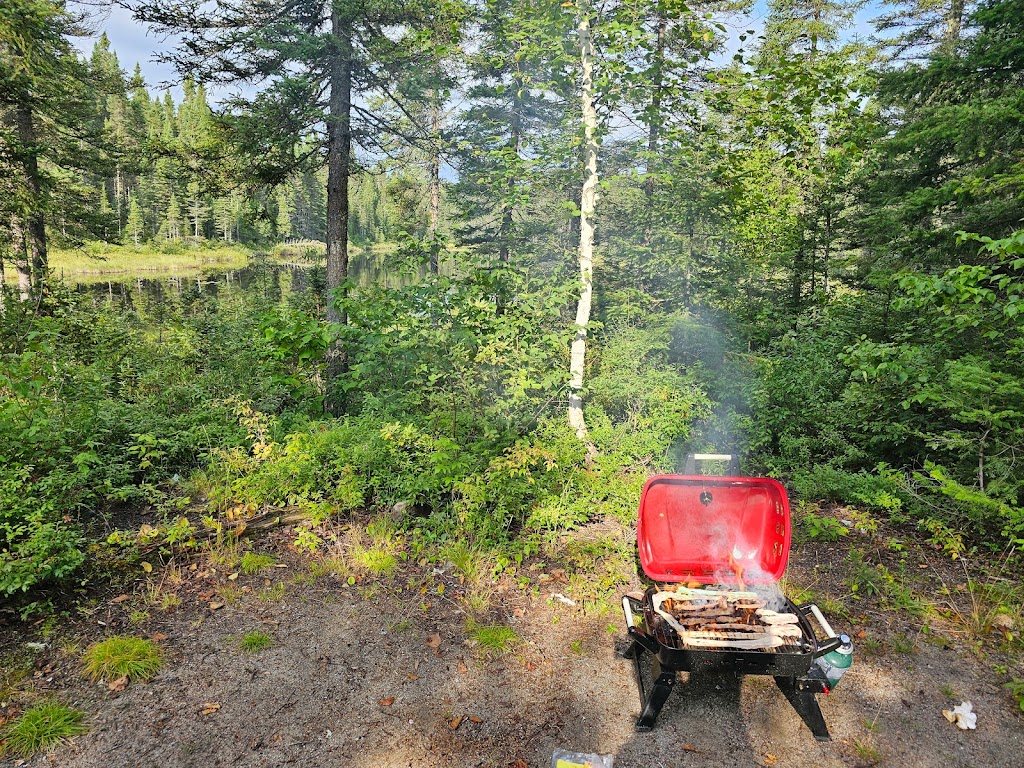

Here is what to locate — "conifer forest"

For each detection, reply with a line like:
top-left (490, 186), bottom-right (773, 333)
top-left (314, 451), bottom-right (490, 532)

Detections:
top-left (2, 0), bottom-right (1024, 763)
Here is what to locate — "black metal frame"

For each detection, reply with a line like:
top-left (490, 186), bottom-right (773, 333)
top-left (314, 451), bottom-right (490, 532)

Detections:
top-left (622, 593), bottom-right (839, 741)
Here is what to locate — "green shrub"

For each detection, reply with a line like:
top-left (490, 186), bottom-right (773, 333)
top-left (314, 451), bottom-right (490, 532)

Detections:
top-left (0, 465), bottom-right (86, 595)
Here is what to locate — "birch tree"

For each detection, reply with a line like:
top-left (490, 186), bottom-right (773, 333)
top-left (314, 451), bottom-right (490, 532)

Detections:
top-left (568, 0), bottom-right (597, 446)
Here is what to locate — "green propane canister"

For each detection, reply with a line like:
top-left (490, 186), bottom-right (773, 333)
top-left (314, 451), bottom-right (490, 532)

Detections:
top-left (815, 634), bottom-right (854, 691)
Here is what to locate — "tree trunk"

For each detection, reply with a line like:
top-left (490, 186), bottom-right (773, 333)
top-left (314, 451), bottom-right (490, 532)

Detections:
top-left (643, 13), bottom-right (667, 248)
top-left (115, 165), bottom-right (124, 235)
top-left (978, 428), bottom-right (989, 491)
top-left (427, 94), bottom-right (441, 275)
top-left (791, 241), bottom-right (805, 314)
top-left (822, 205), bottom-right (831, 295)
top-left (498, 69), bottom-right (524, 265)
top-left (10, 214), bottom-right (32, 302)
top-left (325, 13), bottom-right (353, 400)
top-left (568, 0), bottom-right (597, 450)
top-left (944, 0), bottom-right (966, 49)
top-left (14, 103), bottom-right (47, 291)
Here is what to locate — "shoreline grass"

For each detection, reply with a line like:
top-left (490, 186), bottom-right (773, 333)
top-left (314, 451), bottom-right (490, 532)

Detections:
top-left (47, 242), bottom-right (251, 277)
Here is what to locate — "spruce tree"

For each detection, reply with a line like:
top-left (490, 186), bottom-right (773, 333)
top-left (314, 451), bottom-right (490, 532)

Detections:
top-left (0, 0), bottom-right (106, 295)
top-left (125, 193), bottom-right (145, 245)
top-left (164, 192), bottom-right (182, 241)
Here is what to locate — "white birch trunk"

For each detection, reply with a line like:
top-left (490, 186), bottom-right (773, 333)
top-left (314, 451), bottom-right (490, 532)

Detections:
top-left (568, 0), bottom-right (597, 447)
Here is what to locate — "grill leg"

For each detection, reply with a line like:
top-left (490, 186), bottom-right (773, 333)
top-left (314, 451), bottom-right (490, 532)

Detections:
top-left (774, 675), bottom-right (830, 742)
top-left (635, 655), bottom-right (676, 732)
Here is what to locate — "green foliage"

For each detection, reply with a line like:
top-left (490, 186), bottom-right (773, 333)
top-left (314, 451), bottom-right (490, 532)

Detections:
top-left (258, 306), bottom-right (329, 406)
top-left (1006, 679), bottom-right (1024, 713)
top-left (239, 551), bottom-right (275, 575)
top-left (350, 545), bottom-right (399, 577)
top-left (0, 279), bottom-right (275, 597)
top-left (799, 508), bottom-right (849, 542)
top-left (0, 464), bottom-right (86, 595)
top-left (1, 700), bottom-right (87, 758)
top-left (338, 259), bottom-right (576, 436)
top-left (81, 636), bottom-right (162, 683)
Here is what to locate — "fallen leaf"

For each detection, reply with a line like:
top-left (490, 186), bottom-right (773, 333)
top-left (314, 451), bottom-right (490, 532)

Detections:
top-left (233, 522), bottom-right (246, 538)
top-left (150, 632), bottom-right (169, 642)
top-left (200, 702), bottom-right (221, 715)
top-left (406, 673), bottom-right (419, 682)
top-left (426, 633), bottom-right (442, 649)
top-left (449, 716), bottom-right (463, 730)
top-left (198, 590), bottom-right (215, 601)
top-left (550, 568), bottom-right (566, 581)
top-left (108, 675), bottom-right (128, 692)
top-left (208, 602), bottom-right (224, 610)
top-left (764, 754), bottom-right (777, 766)
top-left (379, 697), bottom-right (395, 707)
top-left (855, 629), bottom-right (867, 639)
top-left (141, 561), bottom-right (153, 573)
top-left (111, 594), bottom-right (130, 604)
top-left (457, 659), bottom-right (468, 673)
top-left (512, 760), bottom-right (529, 768)
top-left (682, 743), bottom-right (698, 753)
top-left (227, 572), bottom-right (239, 581)
top-left (468, 716), bottom-right (482, 724)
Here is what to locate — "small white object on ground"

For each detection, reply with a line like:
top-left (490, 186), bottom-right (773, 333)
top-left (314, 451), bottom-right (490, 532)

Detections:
top-left (942, 701), bottom-right (977, 730)
top-left (551, 593), bottom-right (576, 607)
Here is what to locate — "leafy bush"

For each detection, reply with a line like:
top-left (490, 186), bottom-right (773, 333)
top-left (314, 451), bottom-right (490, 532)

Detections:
top-left (0, 466), bottom-right (86, 595)
top-left (0, 278), bottom-right (275, 597)
top-left (208, 414), bottom-right (477, 514)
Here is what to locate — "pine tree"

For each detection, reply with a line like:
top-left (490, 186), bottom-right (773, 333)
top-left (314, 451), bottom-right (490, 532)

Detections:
top-left (276, 187), bottom-right (293, 241)
top-left (0, 0), bottom-right (107, 295)
top-left (186, 181), bottom-right (208, 240)
top-left (164, 192), bottom-right (182, 241)
top-left (453, 0), bottom-right (567, 265)
top-left (875, 0), bottom-right (976, 59)
top-left (125, 193), bottom-right (145, 245)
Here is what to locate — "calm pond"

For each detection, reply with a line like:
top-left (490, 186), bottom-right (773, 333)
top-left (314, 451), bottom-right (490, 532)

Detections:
top-left (65, 249), bottom-right (423, 309)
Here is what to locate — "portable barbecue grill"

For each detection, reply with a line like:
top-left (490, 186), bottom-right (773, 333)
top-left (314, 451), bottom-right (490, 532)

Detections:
top-left (621, 455), bottom-right (846, 740)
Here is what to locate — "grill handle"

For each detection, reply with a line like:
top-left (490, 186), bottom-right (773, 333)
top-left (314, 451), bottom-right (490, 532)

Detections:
top-left (622, 595), bottom-right (659, 655)
top-left (684, 453), bottom-right (740, 475)
top-left (801, 603), bottom-right (844, 657)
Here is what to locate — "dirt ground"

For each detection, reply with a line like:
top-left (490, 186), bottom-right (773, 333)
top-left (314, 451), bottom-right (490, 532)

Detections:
top-left (2, 516), bottom-right (1023, 768)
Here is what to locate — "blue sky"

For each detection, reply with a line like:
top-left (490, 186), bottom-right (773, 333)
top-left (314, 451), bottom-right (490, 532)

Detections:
top-left (76, 2), bottom-right (883, 104)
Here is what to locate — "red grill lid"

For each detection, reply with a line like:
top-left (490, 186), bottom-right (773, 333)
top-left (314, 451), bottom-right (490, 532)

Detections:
top-left (637, 475), bottom-right (791, 584)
